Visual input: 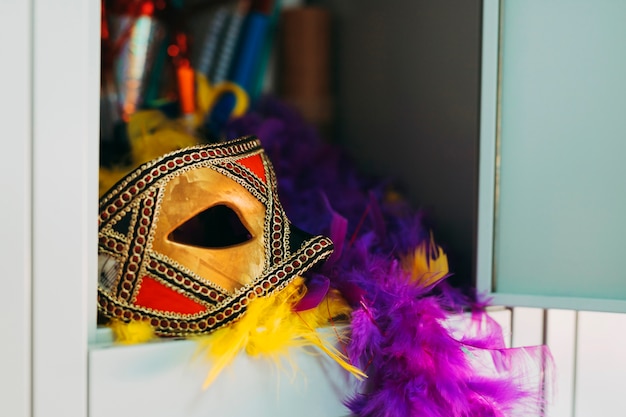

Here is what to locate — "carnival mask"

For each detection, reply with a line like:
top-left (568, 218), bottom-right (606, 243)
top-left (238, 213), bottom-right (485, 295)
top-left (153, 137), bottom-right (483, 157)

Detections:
top-left (98, 136), bottom-right (333, 336)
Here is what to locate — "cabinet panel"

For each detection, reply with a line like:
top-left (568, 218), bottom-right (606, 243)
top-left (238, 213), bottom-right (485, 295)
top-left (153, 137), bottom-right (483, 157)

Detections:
top-left (90, 340), bottom-right (356, 417)
top-left (1, 1), bottom-right (33, 415)
top-left (477, 0), bottom-right (626, 311)
top-left (31, 0), bottom-right (100, 415)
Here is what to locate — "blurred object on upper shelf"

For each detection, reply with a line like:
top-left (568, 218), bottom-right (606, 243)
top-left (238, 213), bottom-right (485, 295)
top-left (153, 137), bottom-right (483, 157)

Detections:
top-left (279, 6), bottom-right (332, 136)
top-left (201, 0), bottom-right (282, 140)
top-left (99, 0), bottom-right (281, 169)
top-left (100, 0), bottom-right (169, 167)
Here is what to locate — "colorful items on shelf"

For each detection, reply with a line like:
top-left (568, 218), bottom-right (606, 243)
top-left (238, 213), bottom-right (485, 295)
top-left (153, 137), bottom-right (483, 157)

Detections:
top-left (100, 0), bottom-right (279, 156)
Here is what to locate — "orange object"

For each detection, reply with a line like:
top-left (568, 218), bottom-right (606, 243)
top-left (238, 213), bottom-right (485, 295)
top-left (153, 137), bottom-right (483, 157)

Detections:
top-left (177, 64), bottom-right (196, 115)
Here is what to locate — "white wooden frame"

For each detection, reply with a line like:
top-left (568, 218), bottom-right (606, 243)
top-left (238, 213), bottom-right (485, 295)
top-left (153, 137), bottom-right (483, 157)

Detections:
top-left (30, 0), bottom-right (100, 416)
top-left (1, 1), bottom-right (34, 415)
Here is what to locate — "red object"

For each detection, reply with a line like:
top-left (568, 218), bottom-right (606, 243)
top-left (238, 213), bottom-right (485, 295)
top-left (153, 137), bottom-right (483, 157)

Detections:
top-left (134, 276), bottom-right (207, 314)
top-left (237, 154), bottom-right (267, 183)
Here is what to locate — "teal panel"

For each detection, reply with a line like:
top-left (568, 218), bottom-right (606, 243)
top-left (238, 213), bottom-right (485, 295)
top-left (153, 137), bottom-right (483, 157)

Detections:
top-left (494, 0), bottom-right (626, 302)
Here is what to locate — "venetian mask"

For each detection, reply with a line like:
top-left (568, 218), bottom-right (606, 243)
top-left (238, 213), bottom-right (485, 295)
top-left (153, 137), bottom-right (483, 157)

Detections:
top-left (98, 136), bottom-right (333, 336)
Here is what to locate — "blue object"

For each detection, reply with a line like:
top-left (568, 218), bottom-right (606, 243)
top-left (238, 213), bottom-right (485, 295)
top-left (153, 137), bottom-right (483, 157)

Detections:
top-left (230, 12), bottom-right (269, 94)
top-left (204, 92), bottom-right (237, 140)
top-left (204, 12), bottom-right (269, 138)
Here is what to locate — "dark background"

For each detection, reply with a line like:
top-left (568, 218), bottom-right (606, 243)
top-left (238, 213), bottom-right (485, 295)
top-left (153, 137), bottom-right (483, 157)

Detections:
top-left (317, 0), bottom-right (482, 287)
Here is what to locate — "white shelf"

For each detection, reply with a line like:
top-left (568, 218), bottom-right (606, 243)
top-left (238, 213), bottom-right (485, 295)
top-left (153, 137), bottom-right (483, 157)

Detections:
top-left (90, 338), bottom-right (357, 417)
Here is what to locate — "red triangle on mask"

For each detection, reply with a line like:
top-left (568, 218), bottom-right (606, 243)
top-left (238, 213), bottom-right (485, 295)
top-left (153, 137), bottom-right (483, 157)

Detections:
top-left (237, 154), bottom-right (266, 183)
top-left (134, 276), bottom-right (207, 315)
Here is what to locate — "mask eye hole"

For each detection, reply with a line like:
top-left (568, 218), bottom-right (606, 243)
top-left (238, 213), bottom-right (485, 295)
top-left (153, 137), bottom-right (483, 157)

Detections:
top-left (168, 205), bottom-right (253, 248)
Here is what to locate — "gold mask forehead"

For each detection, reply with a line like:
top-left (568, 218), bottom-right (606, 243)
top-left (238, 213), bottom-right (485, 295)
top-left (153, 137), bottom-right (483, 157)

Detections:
top-left (152, 166), bottom-right (266, 293)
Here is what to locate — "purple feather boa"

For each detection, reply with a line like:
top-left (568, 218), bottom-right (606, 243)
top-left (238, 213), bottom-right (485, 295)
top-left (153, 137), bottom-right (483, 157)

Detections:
top-left (225, 97), bottom-right (552, 417)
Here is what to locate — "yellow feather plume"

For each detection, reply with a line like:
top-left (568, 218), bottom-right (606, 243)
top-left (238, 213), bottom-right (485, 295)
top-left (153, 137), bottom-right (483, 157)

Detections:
top-left (402, 232), bottom-right (449, 288)
top-left (195, 277), bottom-right (365, 389)
top-left (109, 319), bottom-right (155, 345)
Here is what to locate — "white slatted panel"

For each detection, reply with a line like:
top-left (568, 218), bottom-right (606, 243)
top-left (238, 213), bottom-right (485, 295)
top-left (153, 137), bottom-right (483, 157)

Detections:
top-left (486, 307), bottom-right (513, 348)
top-left (575, 311), bottom-right (626, 417)
top-left (545, 310), bottom-right (577, 417)
top-left (511, 307), bottom-right (545, 348)
top-left (506, 307), bottom-right (626, 417)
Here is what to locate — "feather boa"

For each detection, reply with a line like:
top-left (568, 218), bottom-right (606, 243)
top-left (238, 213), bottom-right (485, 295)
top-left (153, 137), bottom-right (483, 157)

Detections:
top-left (225, 97), bottom-right (553, 417)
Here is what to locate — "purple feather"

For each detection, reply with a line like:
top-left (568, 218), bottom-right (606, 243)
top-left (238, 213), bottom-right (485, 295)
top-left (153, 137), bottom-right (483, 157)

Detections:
top-left (293, 274), bottom-right (330, 312)
top-left (320, 193), bottom-right (348, 269)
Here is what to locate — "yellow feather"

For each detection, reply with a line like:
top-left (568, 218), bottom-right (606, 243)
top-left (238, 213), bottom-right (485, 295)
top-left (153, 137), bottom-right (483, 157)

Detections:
top-left (196, 277), bottom-right (366, 389)
top-left (109, 319), bottom-right (155, 345)
top-left (402, 232), bottom-right (449, 288)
